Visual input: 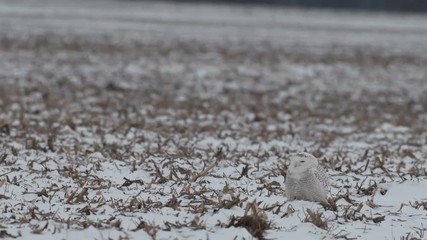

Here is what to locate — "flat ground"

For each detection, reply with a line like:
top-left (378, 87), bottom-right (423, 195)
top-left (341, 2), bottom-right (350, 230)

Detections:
top-left (0, 0), bottom-right (427, 239)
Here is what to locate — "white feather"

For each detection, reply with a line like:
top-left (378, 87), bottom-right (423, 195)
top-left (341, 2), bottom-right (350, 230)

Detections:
top-left (285, 152), bottom-right (330, 202)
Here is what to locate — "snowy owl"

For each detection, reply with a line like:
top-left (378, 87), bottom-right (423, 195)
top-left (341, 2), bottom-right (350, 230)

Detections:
top-left (285, 152), bottom-right (330, 203)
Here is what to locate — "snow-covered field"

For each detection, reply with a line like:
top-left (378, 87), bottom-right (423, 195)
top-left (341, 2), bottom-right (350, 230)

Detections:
top-left (1, 0), bottom-right (427, 239)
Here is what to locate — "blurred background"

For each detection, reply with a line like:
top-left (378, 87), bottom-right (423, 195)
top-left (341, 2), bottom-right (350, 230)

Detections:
top-left (1, 0), bottom-right (426, 152)
top-left (166, 0), bottom-right (427, 12)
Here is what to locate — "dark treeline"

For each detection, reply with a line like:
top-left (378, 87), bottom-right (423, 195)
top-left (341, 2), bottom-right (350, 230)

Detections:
top-left (165, 0), bottom-right (427, 13)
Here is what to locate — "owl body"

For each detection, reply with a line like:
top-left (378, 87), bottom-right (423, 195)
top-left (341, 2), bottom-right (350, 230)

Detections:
top-left (285, 153), bottom-right (330, 203)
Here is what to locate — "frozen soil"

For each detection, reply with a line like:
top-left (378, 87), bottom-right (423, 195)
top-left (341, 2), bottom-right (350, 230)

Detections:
top-left (0, 1), bottom-right (427, 239)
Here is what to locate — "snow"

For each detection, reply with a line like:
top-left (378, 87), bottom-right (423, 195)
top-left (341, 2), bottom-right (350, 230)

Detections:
top-left (0, 0), bottom-right (427, 239)
top-left (376, 180), bottom-right (427, 206)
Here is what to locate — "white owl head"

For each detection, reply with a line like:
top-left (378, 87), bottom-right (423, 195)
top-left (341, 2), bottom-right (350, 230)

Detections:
top-left (288, 152), bottom-right (319, 173)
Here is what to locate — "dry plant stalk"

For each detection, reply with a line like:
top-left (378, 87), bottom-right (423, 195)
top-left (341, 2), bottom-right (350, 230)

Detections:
top-left (304, 209), bottom-right (328, 230)
top-left (227, 201), bottom-right (271, 240)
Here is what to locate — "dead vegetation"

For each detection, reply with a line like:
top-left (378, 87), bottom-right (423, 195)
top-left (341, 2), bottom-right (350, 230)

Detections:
top-left (227, 201), bottom-right (271, 240)
top-left (0, 24), bottom-right (426, 240)
top-left (304, 209), bottom-right (328, 230)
